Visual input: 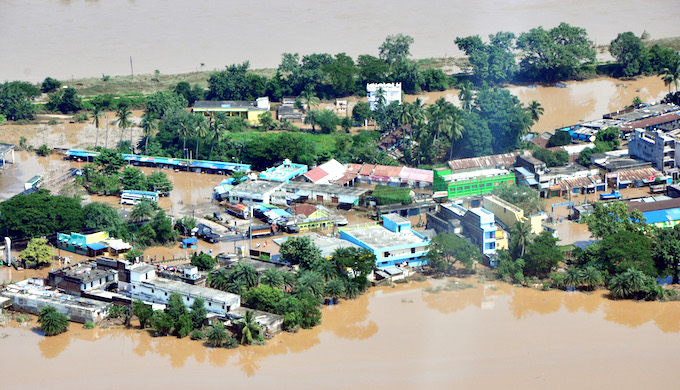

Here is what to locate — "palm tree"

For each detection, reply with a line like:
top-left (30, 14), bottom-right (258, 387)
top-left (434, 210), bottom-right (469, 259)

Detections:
top-left (295, 270), bottom-right (325, 298)
top-left (398, 102), bottom-right (413, 127)
top-left (140, 115), bottom-right (157, 155)
top-left (375, 87), bottom-right (387, 107)
top-left (209, 113), bottom-right (227, 157)
top-left (527, 100), bottom-right (544, 124)
top-left (207, 268), bottom-right (231, 291)
top-left (300, 88), bottom-right (320, 112)
top-left (312, 258), bottom-right (337, 281)
top-left (193, 115), bottom-right (208, 160)
top-left (237, 310), bottom-right (262, 345)
top-left (91, 105), bottom-right (103, 149)
top-left (563, 267), bottom-right (583, 290)
top-left (116, 105), bottom-right (132, 152)
top-left (260, 268), bottom-right (284, 288)
top-left (608, 268), bottom-right (649, 299)
top-left (580, 266), bottom-right (603, 291)
top-left (38, 305), bottom-right (69, 336)
top-left (457, 81), bottom-right (474, 112)
top-left (130, 200), bottom-right (155, 221)
top-left (661, 62), bottom-right (680, 93)
top-left (345, 279), bottom-right (361, 299)
top-left (206, 322), bottom-right (228, 347)
top-left (512, 221), bottom-right (532, 258)
top-left (178, 116), bottom-right (192, 158)
top-left (232, 262), bottom-right (258, 289)
top-left (447, 111), bottom-right (464, 161)
top-left (324, 278), bottom-right (345, 304)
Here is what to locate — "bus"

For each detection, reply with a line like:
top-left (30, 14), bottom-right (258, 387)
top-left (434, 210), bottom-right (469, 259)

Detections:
top-left (120, 190), bottom-right (159, 205)
top-left (24, 175), bottom-right (43, 191)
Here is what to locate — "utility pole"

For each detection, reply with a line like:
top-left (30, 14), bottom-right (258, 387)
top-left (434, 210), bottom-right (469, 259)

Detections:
top-left (130, 56), bottom-right (134, 79)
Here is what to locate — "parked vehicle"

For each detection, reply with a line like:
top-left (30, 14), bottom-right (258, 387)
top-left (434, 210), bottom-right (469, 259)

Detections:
top-left (600, 190), bottom-right (621, 200)
top-left (213, 212), bottom-right (224, 221)
top-left (225, 203), bottom-right (250, 219)
top-left (248, 224), bottom-right (273, 237)
top-left (194, 223), bottom-right (221, 243)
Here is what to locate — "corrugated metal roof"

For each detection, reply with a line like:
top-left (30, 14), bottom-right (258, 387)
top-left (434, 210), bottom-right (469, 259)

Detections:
top-left (556, 175), bottom-right (602, 190)
top-left (346, 164), bottom-right (363, 174)
top-left (617, 167), bottom-right (663, 183)
top-left (359, 164), bottom-right (376, 176)
top-left (304, 167), bottom-right (328, 183)
top-left (447, 152), bottom-right (519, 172)
top-left (372, 165), bottom-right (403, 178)
top-left (644, 208), bottom-right (680, 224)
top-left (399, 167), bottom-right (433, 182)
top-left (627, 198), bottom-right (680, 213)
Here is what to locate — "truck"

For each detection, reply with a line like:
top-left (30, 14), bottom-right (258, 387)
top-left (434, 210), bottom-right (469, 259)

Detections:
top-left (193, 223), bottom-right (221, 243)
top-left (225, 203), bottom-right (250, 219)
top-left (600, 190), bottom-right (621, 200)
top-left (248, 224), bottom-right (273, 237)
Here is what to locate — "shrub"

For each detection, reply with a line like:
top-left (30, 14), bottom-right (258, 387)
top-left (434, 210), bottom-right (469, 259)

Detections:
top-left (36, 144), bottom-right (51, 157)
top-left (83, 322), bottom-right (94, 329)
top-left (190, 330), bottom-right (204, 340)
top-left (223, 336), bottom-right (239, 349)
top-left (41, 77), bottom-right (62, 93)
top-left (38, 305), bottom-right (70, 336)
top-left (73, 113), bottom-right (89, 123)
top-left (48, 119), bottom-right (58, 125)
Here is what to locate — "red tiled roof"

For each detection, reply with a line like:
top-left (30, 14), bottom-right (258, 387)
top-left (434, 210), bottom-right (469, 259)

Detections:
top-left (292, 204), bottom-right (318, 217)
top-left (399, 167), bottom-right (433, 182)
top-left (346, 164), bottom-right (363, 174)
top-left (372, 165), bottom-right (403, 178)
top-left (359, 164), bottom-right (376, 176)
top-left (303, 167), bottom-right (328, 183)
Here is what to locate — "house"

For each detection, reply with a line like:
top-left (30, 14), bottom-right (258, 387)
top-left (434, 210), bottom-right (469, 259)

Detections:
top-left (427, 203), bottom-right (498, 260)
top-left (57, 231), bottom-right (132, 257)
top-left (259, 159), bottom-right (308, 182)
top-left (192, 97), bottom-right (270, 126)
top-left (433, 167), bottom-right (515, 200)
top-left (48, 262), bottom-right (119, 296)
top-left (274, 182), bottom-right (369, 206)
top-left (375, 201), bottom-right (438, 220)
top-left (345, 163), bottom-right (433, 189)
top-left (301, 159), bottom-right (348, 185)
top-left (628, 129), bottom-right (676, 172)
top-left (620, 112), bottom-right (680, 133)
top-left (626, 197), bottom-right (680, 229)
top-left (277, 97), bottom-right (303, 122)
top-left (277, 233), bottom-right (361, 259)
top-left (482, 195), bottom-right (542, 234)
top-left (0, 143), bottom-right (15, 167)
top-left (367, 83), bottom-right (401, 110)
top-left (126, 263), bottom-right (240, 317)
top-left (446, 152), bottom-right (520, 173)
top-left (228, 180), bottom-right (285, 204)
top-left (340, 214), bottom-right (430, 269)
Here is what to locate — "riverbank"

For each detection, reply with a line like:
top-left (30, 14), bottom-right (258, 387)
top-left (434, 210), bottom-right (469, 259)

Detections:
top-left (1, 277), bottom-right (679, 389)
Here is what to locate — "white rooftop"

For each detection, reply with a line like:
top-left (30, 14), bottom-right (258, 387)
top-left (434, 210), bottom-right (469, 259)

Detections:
top-left (343, 225), bottom-right (426, 249)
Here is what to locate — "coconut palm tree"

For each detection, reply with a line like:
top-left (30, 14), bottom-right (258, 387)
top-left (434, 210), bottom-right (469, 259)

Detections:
top-left (193, 114), bottom-right (208, 160)
top-left (178, 116), bottom-right (192, 158)
top-left (295, 270), bottom-right (325, 298)
top-left (345, 279), bottom-right (361, 299)
top-left (457, 81), bottom-right (474, 112)
top-left (232, 262), bottom-right (258, 289)
top-left (38, 305), bottom-right (69, 336)
top-left (116, 105), bottom-right (132, 152)
top-left (91, 105), bottom-right (103, 149)
top-left (375, 87), bottom-right (387, 108)
top-left (260, 268), bottom-right (284, 288)
top-left (661, 62), bottom-right (680, 93)
top-left (312, 258), bottom-right (337, 281)
top-left (140, 115), bottom-right (157, 155)
top-left (237, 310), bottom-right (262, 345)
top-left (608, 268), bottom-right (649, 299)
top-left (447, 111), bottom-right (464, 161)
top-left (130, 200), bottom-right (155, 221)
top-left (527, 100), bottom-right (545, 124)
top-left (300, 88), bottom-right (320, 112)
top-left (512, 221), bottom-right (532, 258)
top-left (324, 278), bottom-right (345, 304)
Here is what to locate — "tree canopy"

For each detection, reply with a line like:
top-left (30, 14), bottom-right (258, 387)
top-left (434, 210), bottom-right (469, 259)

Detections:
top-left (0, 189), bottom-right (84, 239)
top-left (426, 233), bottom-right (480, 275)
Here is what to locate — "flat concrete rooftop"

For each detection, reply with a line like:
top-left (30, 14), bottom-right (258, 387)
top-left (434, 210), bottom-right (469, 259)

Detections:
top-left (343, 225), bottom-right (426, 249)
top-left (140, 277), bottom-right (239, 303)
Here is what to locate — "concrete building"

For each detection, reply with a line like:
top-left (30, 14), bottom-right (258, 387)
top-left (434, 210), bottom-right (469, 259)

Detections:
top-left (433, 167), bottom-right (515, 200)
top-left (228, 180), bottom-right (285, 204)
top-left (0, 143), bottom-right (15, 167)
top-left (1, 278), bottom-right (110, 323)
top-left (340, 214), bottom-right (430, 269)
top-left (628, 129), bottom-right (676, 172)
top-left (192, 97), bottom-right (270, 126)
top-left (259, 159), bottom-right (308, 182)
top-left (48, 262), bottom-right (119, 295)
top-left (302, 159), bottom-right (347, 185)
top-left (279, 233), bottom-right (361, 259)
top-left (272, 182), bottom-right (369, 206)
top-left (427, 204), bottom-right (498, 258)
top-left (482, 195), bottom-right (542, 234)
top-left (57, 231), bottom-right (132, 257)
top-left (367, 82), bottom-right (401, 110)
top-left (346, 163), bottom-right (433, 189)
top-left (126, 264), bottom-right (240, 316)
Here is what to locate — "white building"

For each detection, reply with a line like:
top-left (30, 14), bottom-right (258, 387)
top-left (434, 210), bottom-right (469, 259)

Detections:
top-left (126, 264), bottom-right (240, 316)
top-left (628, 129), bottom-right (676, 172)
top-left (367, 82), bottom-right (402, 110)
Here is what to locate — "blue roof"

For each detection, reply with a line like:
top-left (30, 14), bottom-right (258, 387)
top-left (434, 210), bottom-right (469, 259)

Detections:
top-left (66, 149), bottom-right (98, 157)
top-left (270, 209), bottom-right (292, 217)
top-left (87, 242), bottom-right (107, 251)
top-left (643, 208), bottom-right (680, 224)
top-left (182, 237), bottom-right (198, 245)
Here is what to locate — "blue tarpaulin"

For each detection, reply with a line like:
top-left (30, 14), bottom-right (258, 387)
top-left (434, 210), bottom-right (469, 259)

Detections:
top-left (182, 237), bottom-right (198, 245)
top-left (87, 242), bottom-right (107, 251)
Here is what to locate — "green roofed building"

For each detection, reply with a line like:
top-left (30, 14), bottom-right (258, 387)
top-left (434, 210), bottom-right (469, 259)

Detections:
top-left (433, 167), bottom-right (516, 199)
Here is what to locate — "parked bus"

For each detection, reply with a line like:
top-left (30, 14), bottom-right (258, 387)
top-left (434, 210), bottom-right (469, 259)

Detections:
top-left (225, 203), bottom-right (250, 219)
top-left (24, 175), bottom-right (43, 191)
top-left (120, 190), bottom-right (159, 205)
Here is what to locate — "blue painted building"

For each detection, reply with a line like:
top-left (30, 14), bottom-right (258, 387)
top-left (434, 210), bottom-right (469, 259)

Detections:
top-left (259, 159), bottom-right (308, 182)
top-left (339, 214), bottom-right (430, 269)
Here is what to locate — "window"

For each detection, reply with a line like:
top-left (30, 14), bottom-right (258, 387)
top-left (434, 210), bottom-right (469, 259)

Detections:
top-left (133, 285), bottom-right (136, 289)
top-left (186, 297), bottom-right (190, 301)
top-left (464, 186), bottom-right (470, 190)
top-left (151, 289), bottom-right (154, 293)
top-left (209, 302), bottom-right (212, 306)
top-left (164, 292), bottom-right (167, 296)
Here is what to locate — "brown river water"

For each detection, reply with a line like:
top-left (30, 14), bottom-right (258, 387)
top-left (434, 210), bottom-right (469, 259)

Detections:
top-left (1, 0), bottom-right (679, 82)
top-left (2, 280), bottom-right (680, 389)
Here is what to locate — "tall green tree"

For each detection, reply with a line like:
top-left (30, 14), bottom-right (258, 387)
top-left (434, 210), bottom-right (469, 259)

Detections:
top-left (116, 104), bottom-right (133, 153)
top-left (166, 292), bottom-right (188, 322)
top-left (237, 310), bottom-right (263, 345)
top-left (609, 32), bottom-right (650, 77)
top-left (82, 202), bottom-right (124, 236)
top-left (132, 300), bottom-right (153, 328)
top-left (426, 233), bottom-right (480, 275)
top-left (455, 32), bottom-right (518, 84)
top-left (523, 231), bottom-right (563, 277)
top-left (516, 23), bottom-right (596, 81)
top-left (190, 297), bottom-right (208, 329)
top-left (379, 34), bottom-right (414, 65)
top-left (280, 236), bottom-right (322, 269)
top-left (140, 115), bottom-right (157, 155)
top-left (0, 189), bottom-right (84, 239)
top-left (91, 105), bottom-right (103, 149)
top-left (527, 100), bottom-right (544, 123)
top-left (20, 238), bottom-right (53, 267)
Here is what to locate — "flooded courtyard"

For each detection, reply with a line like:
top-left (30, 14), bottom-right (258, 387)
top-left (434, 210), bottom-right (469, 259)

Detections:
top-left (1, 280), bottom-right (679, 389)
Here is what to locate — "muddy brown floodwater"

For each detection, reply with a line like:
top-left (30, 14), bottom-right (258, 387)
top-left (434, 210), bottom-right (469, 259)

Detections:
top-left (1, 280), bottom-right (679, 389)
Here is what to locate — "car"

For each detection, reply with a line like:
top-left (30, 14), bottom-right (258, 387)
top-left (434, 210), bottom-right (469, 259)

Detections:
top-left (213, 212), bottom-right (224, 221)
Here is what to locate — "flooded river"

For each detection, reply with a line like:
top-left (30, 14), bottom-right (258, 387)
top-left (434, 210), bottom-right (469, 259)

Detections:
top-left (1, 0), bottom-right (679, 82)
top-left (1, 280), bottom-right (679, 389)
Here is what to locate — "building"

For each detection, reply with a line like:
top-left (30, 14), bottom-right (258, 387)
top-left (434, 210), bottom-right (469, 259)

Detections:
top-left (433, 167), bottom-right (515, 200)
top-left (126, 264), bottom-right (240, 316)
top-left (57, 231), bottom-right (132, 257)
top-left (0, 143), bottom-right (15, 167)
top-left (345, 163), bottom-right (433, 189)
top-left (340, 214), bottom-right (430, 269)
top-left (375, 201), bottom-right (439, 220)
top-left (48, 262), bottom-right (119, 295)
top-left (277, 97), bottom-right (303, 122)
top-left (628, 129), bottom-right (676, 172)
top-left (515, 153), bottom-right (547, 175)
top-left (1, 278), bottom-right (110, 323)
top-left (367, 82), bottom-right (401, 110)
top-left (626, 197), bottom-right (680, 229)
top-left (273, 182), bottom-right (369, 206)
top-left (482, 195), bottom-right (542, 234)
top-left (446, 152), bottom-right (519, 173)
top-left (228, 180), bottom-right (285, 204)
top-left (620, 112), bottom-right (680, 133)
top-left (192, 97), bottom-right (270, 126)
top-left (259, 159), bottom-right (308, 182)
top-left (279, 233), bottom-right (361, 259)
top-left (302, 159), bottom-right (348, 184)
